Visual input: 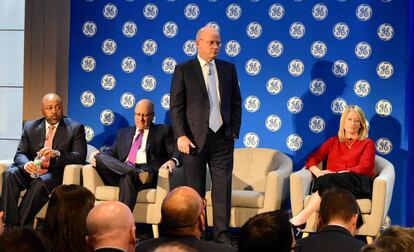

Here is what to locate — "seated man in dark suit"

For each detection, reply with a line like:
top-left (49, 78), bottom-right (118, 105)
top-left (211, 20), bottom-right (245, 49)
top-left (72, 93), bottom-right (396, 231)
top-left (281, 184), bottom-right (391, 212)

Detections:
top-left (297, 188), bottom-right (366, 252)
top-left (90, 99), bottom-right (180, 211)
top-left (2, 93), bottom-right (87, 227)
top-left (136, 186), bottom-right (236, 252)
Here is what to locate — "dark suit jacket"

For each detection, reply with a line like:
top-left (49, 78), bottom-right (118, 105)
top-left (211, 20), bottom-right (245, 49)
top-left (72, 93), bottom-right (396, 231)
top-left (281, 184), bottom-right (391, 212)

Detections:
top-left (102, 123), bottom-right (179, 170)
top-left (170, 58), bottom-right (242, 149)
top-left (13, 117), bottom-right (87, 174)
top-left (136, 235), bottom-right (237, 252)
top-left (297, 225), bottom-right (365, 252)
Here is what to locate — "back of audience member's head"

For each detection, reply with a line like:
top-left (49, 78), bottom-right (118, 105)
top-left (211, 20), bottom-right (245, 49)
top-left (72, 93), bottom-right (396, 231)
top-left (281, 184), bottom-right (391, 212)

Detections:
top-left (0, 227), bottom-right (52, 252)
top-left (161, 186), bottom-right (205, 237)
top-left (153, 241), bottom-right (197, 252)
top-left (238, 210), bottom-right (294, 252)
top-left (43, 184), bottom-right (95, 252)
top-left (318, 188), bottom-right (359, 231)
top-left (360, 226), bottom-right (414, 252)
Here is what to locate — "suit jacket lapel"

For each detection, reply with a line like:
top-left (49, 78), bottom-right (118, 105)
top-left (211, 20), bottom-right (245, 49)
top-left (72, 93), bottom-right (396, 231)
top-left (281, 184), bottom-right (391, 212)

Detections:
top-left (52, 119), bottom-right (66, 150)
top-left (35, 121), bottom-right (47, 150)
top-left (192, 59), bottom-right (209, 98)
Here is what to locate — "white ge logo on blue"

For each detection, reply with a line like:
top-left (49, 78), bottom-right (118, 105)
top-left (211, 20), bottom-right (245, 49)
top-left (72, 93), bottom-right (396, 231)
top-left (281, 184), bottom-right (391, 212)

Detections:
top-left (376, 138), bottom-right (393, 155)
top-left (121, 57), bottom-right (136, 73)
top-left (103, 3), bottom-right (117, 19)
top-left (82, 21), bottom-right (97, 37)
top-left (243, 132), bottom-right (259, 148)
top-left (354, 80), bottom-right (370, 97)
top-left (356, 4), bottom-right (372, 21)
top-left (206, 22), bottom-right (220, 32)
top-left (84, 126), bottom-right (94, 142)
top-left (333, 22), bottom-right (349, 40)
top-left (143, 3), bottom-right (158, 20)
top-left (81, 56), bottom-right (96, 72)
top-left (355, 42), bottom-right (371, 59)
top-left (309, 79), bottom-right (326, 96)
top-left (225, 40), bottom-right (241, 57)
top-left (141, 75), bottom-right (157, 92)
top-left (289, 22), bottom-right (305, 39)
top-left (120, 92), bottom-right (135, 109)
top-left (102, 39), bottom-right (117, 55)
top-left (163, 21), bottom-right (178, 38)
top-left (311, 41), bottom-right (327, 58)
top-left (161, 94), bottom-right (170, 110)
top-left (312, 3), bottom-right (328, 21)
top-left (244, 95), bottom-right (260, 113)
top-left (245, 59), bottom-right (261, 76)
top-left (246, 22), bottom-right (262, 39)
top-left (142, 39), bottom-right (157, 56)
top-left (377, 61), bottom-right (394, 79)
top-left (288, 59), bottom-right (304, 77)
top-left (266, 115), bottom-right (282, 132)
top-left (287, 97), bottom-right (303, 114)
top-left (309, 116), bottom-right (325, 133)
top-left (122, 21), bottom-right (137, 37)
top-left (332, 60), bottom-right (348, 77)
top-left (100, 109), bottom-right (115, 126)
top-left (286, 134), bottom-right (303, 151)
top-left (267, 78), bottom-right (283, 95)
top-left (267, 40), bottom-right (283, 57)
top-left (331, 98), bottom-right (347, 115)
top-left (80, 91), bottom-right (95, 107)
top-left (377, 23), bottom-right (394, 41)
top-left (226, 3), bottom-right (242, 20)
top-left (101, 74), bottom-right (116, 90)
top-left (375, 99), bottom-right (392, 117)
top-left (162, 57), bottom-right (177, 74)
top-left (184, 3), bottom-right (200, 20)
top-left (269, 3), bottom-right (285, 20)
top-left (183, 40), bottom-right (197, 56)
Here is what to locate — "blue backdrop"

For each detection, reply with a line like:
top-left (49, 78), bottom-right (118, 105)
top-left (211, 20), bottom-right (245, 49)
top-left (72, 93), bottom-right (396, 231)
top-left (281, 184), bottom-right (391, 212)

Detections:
top-left (68, 0), bottom-right (412, 226)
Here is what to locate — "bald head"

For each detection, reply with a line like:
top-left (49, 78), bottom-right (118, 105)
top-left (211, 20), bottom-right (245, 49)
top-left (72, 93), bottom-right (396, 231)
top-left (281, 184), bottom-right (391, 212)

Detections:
top-left (196, 26), bottom-right (221, 62)
top-left (134, 99), bottom-right (155, 130)
top-left (196, 26), bottom-right (220, 41)
top-left (41, 93), bottom-right (63, 125)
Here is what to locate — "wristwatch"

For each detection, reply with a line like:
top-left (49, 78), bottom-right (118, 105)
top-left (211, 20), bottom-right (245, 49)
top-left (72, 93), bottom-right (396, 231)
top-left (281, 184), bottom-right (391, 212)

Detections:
top-left (54, 150), bottom-right (61, 158)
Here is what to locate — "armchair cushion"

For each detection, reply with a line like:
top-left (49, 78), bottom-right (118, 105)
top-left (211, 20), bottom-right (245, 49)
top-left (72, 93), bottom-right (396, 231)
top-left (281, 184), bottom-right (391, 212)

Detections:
top-left (206, 190), bottom-right (264, 208)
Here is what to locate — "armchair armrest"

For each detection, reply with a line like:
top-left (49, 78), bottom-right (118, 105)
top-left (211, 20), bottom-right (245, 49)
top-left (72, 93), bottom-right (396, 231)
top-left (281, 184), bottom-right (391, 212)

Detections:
top-left (82, 164), bottom-right (105, 194)
top-left (290, 167), bottom-right (313, 216)
top-left (371, 159), bottom-right (395, 222)
top-left (62, 164), bottom-right (83, 185)
top-left (155, 167), bottom-right (170, 203)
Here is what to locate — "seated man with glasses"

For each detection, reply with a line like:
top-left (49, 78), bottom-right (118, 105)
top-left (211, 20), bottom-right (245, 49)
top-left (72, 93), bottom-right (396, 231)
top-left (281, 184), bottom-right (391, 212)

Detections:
top-left (90, 99), bottom-right (180, 211)
top-left (136, 186), bottom-right (236, 252)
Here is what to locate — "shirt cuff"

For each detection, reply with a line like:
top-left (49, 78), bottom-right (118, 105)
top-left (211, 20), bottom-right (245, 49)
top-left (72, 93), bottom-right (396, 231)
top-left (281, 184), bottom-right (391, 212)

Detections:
top-left (172, 158), bottom-right (180, 167)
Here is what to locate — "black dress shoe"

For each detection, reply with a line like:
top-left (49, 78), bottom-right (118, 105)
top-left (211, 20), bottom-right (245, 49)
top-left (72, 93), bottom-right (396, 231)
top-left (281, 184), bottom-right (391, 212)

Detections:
top-left (136, 169), bottom-right (152, 184)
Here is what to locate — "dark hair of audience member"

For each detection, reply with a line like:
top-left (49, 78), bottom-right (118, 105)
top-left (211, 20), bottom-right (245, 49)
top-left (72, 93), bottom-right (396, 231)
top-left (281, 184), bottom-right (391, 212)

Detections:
top-left (0, 227), bottom-right (52, 252)
top-left (360, 226), bottom-right (414, 252)
top-left (318, 188), bottom-right (358, 227)
top-left (153, 241), bottom-right (197, 252)
top-left (238, 210), bottom-right (293, 252)
top-left (43, 184), bottom-right (95, 252)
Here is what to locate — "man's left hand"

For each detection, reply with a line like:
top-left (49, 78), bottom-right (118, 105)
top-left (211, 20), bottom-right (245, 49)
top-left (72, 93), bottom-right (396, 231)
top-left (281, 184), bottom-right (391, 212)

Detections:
top-left (161, 160), bottom-right (176, 173)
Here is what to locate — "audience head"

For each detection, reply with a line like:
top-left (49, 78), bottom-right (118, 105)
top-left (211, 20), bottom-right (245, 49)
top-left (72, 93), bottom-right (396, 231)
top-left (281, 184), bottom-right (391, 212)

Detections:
top-left (134, 99), bottom-right (155, 130)
top-left (86, 201), bottom-right (136, 252)
top-left (361, 226), bottom-right (414, 252)
top-left (338, 104), bottom-right (368, 141)
top-left (318, 188), bottom-right (359, 235)
top-left (0, 227), bottom-right (52, 252)
top-left (43, 184), bottom-right (95, 252)
top-left (41, 93), bottom-right (63, 125)
top-left (161, 186), bottom-right (205, 238)
top-left (153, 242), bottom-right (197, 252)
top-left (238, 210), bottom-right (294, 252)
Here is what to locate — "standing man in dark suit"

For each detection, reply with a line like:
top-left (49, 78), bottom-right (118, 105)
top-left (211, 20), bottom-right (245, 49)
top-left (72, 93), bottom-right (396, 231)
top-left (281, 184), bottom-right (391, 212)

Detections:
top-left (170, 26), bottom-right (242, 244)
top-left (297, 189), bottom-right (366, 252)
top-left (2, 93), bottom-right (87, 227)
top-left (90, 99), bottom-right (180, 211)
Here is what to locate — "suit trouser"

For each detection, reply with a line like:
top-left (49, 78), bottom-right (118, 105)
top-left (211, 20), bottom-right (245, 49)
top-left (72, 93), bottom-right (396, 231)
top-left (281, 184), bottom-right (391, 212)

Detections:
top-left (2, 166), bottom-right (61, 226)
top-left (182, 127), bottom-right (234, 243)
top-left (94, 154), bottom-right (156, 211)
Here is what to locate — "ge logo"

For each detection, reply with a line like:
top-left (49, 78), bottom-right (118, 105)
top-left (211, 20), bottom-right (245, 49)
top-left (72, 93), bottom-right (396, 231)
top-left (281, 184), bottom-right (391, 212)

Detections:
top-left (100, 109), bottom-right (115, 126)
top-left (225, 40), bottom-right (241, 57)
top-left (354, 80), bottom-right (370, 97)
top-left (382, 216), bottom-right (392, 231)
top-left (333, 22), bottom-right (349, 40)
top-left (80, 91), bottom-right (95, 107)
top-left (121, 57), bottom-right (136, 73)
top-left (288, 59), bottom-right (304, 77)
top-left (142, 39), bottom-right (157, 56)
top-left (377, 23), bottom-right (394, 41)
top-left (286, 134), bottom-right (303, 151)
top-left (266, 77), bottom-right (283, 95)
top-left (287, 97), bottom-right (303, 114)
top-left (120, 92), bottom-right (135, 109)
top-left (82, 21), bottom-right (97, 37)
top-left (122, 21), bottom-right (137, 37)
top-left (289, 22), bottom-right (305, 39)
top-left (309, 79), bottom-right (326, 96)
top-left (375, 99), bottom-right (392, 117)
top-left (101, 74), bottom-right (116, 90)
top-left (243, 132), bottom-right (259, 148)
top-left (268, 3), bottom-right (285, 20)
top-left (355, 42), bottom-right (372, 59)
top-left (102, 39), bottom-right (117, 55)
top-left (265, 115), bottom-right (282, 132)
top-left (103, 3), bottom-right (117, 20)
top-left (376, 138), bottom-right (393, 155)
top-left (245, 59), bottom-right (261, 76)
top-left (267, 40), bottom-right (283, 57)
top-left (246, 22), bottom-right (262, 39)
top-left (163, 21), bottom-right (178, 38)
top-left (312, 3), bottom-right (328, 21)
top-left (206, 22), bottom-right (220, 32)
top-left (311, 41), bottom-right (327, 58)
top-left (81, 56), bottom-right (96, 72)
top-left (332, 60), bottom-right (348, 77)
top-left (162, 57), bottom-right (176, 74)
top-left (141, 75), bottom-right (157, 92)
top-left (356, 4), bottom-right (372, 21)
top-left (161, 94), bottom-right (170, 110)
top-left (84, 126), bottom-right (94, 142)
top-left (226, 3), bottom-right (242, 21)
top-left (377, 61), bottom-right (394, 79)
top-left (143, 3), bottom-right (158, 20)
top-left (331, 98), bottom-right (347, 115)
top-left (183, 40), bottom-right (197, 56)
top-left (244, 95), bottom-right (260, 113)
top-left (309, 116), bottom-right (325, 133)
top-left (184, 3), bottom-right (200, 20)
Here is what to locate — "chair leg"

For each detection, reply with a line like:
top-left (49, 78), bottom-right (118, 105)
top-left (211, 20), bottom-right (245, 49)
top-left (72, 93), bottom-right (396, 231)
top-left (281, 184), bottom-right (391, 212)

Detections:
top-left (152, 224), bottom-right (159, 238)
top-left (366, 236), bottom-right (374, 244)
top-left (33, 218), bottom-right (38, 229)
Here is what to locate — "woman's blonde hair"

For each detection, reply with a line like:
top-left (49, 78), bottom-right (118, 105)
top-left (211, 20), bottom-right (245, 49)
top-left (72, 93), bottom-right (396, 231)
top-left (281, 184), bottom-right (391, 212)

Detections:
top-left (338, 105), bottom-right (368, 142)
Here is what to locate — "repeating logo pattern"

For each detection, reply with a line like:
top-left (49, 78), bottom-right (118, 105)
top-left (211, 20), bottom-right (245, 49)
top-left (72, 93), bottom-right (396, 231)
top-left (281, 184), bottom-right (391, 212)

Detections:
top-left (244, 95), bottom-right (260, 113)
top-left (163, 21), bottom-right (178, 38)
top-left (310, 79), bottom-right (326, 96)
top-left (266, 115), bottom-right (282, 132)
top-left (355, 42), bottom-right (372, 59)
top-left (143, 3), bottom-right (158, 20)
top-left (80, 91), bottom-right (95, 107)
top-left (333, 22), bottom-right (349, 40)
top-left (162, 57), bottom-right (177, 74)
top-left (375, 99), bottom-right (392, 117)
top-left (377, 61), bottom-right (394, 79)
top-left (142, 39), bottom-right (157, 56)
top-left (122, 21), bottom-right (137, 37)
top-left (354, 80), bottom-right (370, 97)
top-left (226, 4), bottom-right (242, 20)
top-left (84, 126), bottom-right (94, 142)
top-left (245, 59), bottom-right (261, 76)
top-left (82, 21), bottom-right (97, 37)
top-left (243, 132), bottom-right (259, 148)
top-left (184, 3), bottom-right (200, 20)
top-left (332, 60), bottom-right (349, 77)
top-left (100, 109), bottom-right (115, 126)
top-left (331, 98), bottom-right (348, 114)
top-left (101, 74), bottom-right (116, 90)
top-left (287, 97), bottom-right (304, 114)
top-left (269, 3), bottom-right (284, 20)
top-left (183, 40), bottom-right (197, 56)
top-left (289, 22), bottom-right (305, 39)
top-left (376, 138), bottom-right (393, 155)
top-left (309, 116), bottom-right (325, 133)
top-left (225, 40), bottom-right (241, 57)
top-left (161, 93), bottom-right (170, 110)
top-left (268, 41), bottom-right (284, 58)
top-left (288, 59), bottom-right (304, 76)
top-left (312, 3), bottom-right (328, 21)
top-left (311, 41), bottom-right (327, 58)
top-left (266, 78), bottom-right (283, 95)
top-left (121, 57), bottom-right (136, 73)
top-left (286, 134), bottom-right (303, 151)
top-left (120, 92), bottom-right (135, 109)
top-left (103, 3), bottom-right (117, 19)
top-left (141, 75), bottom-right (157, 92)
top-left (378, 23), bottom-right (394, 41)
top-left (356, 4), bottom-right (373, 21)
top-left (81, 56), bottom-right (96, 72)
top-left (102, 39), bottom-right (117, 55)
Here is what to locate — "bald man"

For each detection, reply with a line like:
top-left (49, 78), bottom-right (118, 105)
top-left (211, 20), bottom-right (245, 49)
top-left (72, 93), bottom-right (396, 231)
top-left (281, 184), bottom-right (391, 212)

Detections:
top-left (2, 93), bottom-right (87, 227)
top-left (86, 201), bottom-right (136, 252)
top-left (136, 186), bottom-right (236, 252)
top-left (90, 99), bottom-right (180, 211)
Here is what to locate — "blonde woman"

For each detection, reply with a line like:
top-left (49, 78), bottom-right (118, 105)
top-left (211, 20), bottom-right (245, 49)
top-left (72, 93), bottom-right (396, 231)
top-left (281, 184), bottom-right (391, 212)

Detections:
top-left (290, 105), bottom-right (375, 229)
